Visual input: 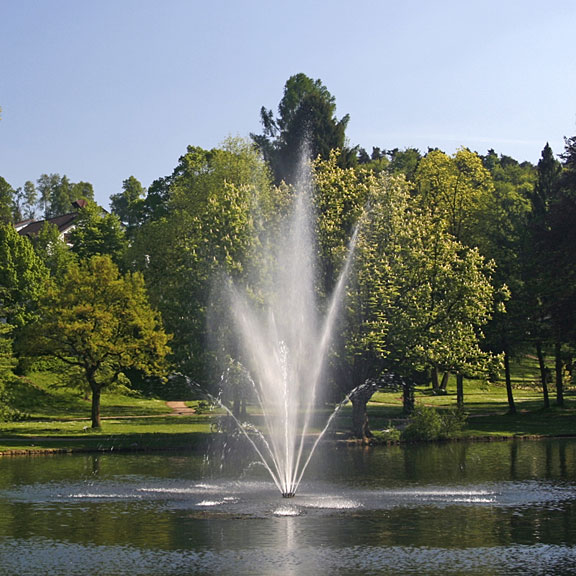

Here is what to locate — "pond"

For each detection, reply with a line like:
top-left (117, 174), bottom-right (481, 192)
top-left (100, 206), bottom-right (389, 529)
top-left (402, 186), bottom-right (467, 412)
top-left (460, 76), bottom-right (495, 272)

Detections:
top-left (0, 438), bottom-right (575, 575)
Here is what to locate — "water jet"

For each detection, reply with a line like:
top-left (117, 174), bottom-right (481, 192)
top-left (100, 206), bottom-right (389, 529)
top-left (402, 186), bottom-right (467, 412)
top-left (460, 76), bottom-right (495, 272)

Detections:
top-left (218, 153), bottom-right (356, 498)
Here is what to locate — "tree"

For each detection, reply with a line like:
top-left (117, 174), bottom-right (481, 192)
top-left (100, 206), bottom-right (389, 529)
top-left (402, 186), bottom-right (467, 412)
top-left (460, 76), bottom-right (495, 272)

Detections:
top-left (130, 138), bottom-right (283, 382)
top-left (313, 154), bottom-right (498, 440)
top-left (413, 147), bottom-right (508, 399)
top-left (0, 177), bottom-right (15, 223)
top-left (22, 255), bottom-right (171, 428)
top-left (0, 322), bottom-right (18, 421)
top-left (109, 176), bottom-right (146, 232)
top-left (31, 222), bottom-right (76, 279)
top-left (252, 73), bottom-right (352, 184)
top-left (0, 322), bottom-right (15, 383)
top-left (480, 149), bottom-right (535, 413)
top-left (0, 223), bottom-right (48, 327)
top-left (68, 201), bottom-right (128, 267)
top-left (37, 174), bottom-right (94, 218)
top-left (380, 220), bottom-right (498, 403)
top-left (387, 147), bottom-right (422, 181)
top-left (21, 181), bottom-right (38, 220)
top-left (545, 138), bottom-right (576, 405)
top-left (414, 148), bottom-right (494, 246)
top-left (524, 142), bottom-right (572, 407)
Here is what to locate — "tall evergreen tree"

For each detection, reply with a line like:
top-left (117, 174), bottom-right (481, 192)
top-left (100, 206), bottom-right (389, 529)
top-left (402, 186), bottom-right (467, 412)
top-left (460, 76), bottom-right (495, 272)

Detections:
top-left (524, 141), bottom-right (575, 406)
top-left (252, 73), bottom-right (352, 184)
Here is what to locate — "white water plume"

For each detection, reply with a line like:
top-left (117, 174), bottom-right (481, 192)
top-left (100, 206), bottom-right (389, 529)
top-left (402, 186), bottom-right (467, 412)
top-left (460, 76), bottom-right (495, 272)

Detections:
top-left (221, 155), bottom-right (356, 497)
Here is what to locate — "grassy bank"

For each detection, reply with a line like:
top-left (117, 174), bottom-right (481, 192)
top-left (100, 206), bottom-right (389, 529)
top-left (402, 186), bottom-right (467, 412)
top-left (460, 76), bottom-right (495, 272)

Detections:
top-left (1, 355), bottom-right (574, 454)
top-left (0, 372), bottom-right (215, 453)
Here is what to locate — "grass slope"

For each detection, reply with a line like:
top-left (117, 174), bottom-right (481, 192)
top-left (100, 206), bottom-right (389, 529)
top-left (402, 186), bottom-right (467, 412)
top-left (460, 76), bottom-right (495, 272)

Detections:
top-left (0, 354), bottom-right (574, 453)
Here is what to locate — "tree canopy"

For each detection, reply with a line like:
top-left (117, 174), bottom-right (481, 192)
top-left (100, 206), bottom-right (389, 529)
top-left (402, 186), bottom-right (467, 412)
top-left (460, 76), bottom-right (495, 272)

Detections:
top-left (0, 223), bottom-right (48, 327)
top-left (2, 73), bottom-right (576, 437)
top-left (21, 255), bottom-right (171, 428)
top-left (252, 73), bottom-right (352, 184)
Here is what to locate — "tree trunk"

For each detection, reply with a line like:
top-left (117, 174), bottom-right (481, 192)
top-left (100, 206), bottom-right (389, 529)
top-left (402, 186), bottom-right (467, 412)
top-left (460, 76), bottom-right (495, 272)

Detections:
top-left (504, 349), bottom-right (516, 415)
top-left (431, 367), bottom-right (440, 391)
top-left (536, 341), bottom-right (550, 409)
top-left (440, 371), bottom-right (450, 392)
top-left (350, 381), bottom-right (377, 443)
top-left (555, 341), bottom-right (564, 407)
top-left (351, 397), bottom-right (371, 442)
top-left (456, 373), bottom-right (464, 409)
top-left (403, 380), bottom-right (415, 415)
top-left (91, 386), bottom-right (102, 428)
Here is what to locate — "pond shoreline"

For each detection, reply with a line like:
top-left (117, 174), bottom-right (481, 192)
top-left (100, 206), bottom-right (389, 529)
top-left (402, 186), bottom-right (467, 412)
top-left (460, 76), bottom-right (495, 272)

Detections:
top-left (3, 431), bottom-right (576, 456)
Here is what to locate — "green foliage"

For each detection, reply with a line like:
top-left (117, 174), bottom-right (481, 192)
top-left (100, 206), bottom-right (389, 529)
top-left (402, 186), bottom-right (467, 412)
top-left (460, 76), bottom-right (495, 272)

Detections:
top-left (0, 322), bottom-right (26, 422)
top-left (36, 173), bottom-right (94, 218)
top-left (401, 405), bottom-right (466, 441)
top-left (387, 147), bottom-right (422, 180)
top-left (415, 147), bottom-right (495, 245)
top-left (480, 150), bottom-right (535, 383)
top-left (313, 153), bottom-right (498, 391)
top-left (0, 322), bottom-right (15, 381)
top-left (68, 201), bottom-right (128, 266)
top-left (130, 137), bottom-right (284, 381)
top-left (0, 223), bottom-right (49, 327)
top-left (31, 221), bottom-right (76, 279)
top-left (109, 176), bottom-right (146, 231)
top-left (252, 73), bottom-right (351, 184)
top-left (21, 254), bottom-right (172, 427)
top-left (0, 176), bottom-right (16, 223)
top-left (371, 425), bottom-right (401, 443)
top-left (313, 150), bottom-right (369, 293)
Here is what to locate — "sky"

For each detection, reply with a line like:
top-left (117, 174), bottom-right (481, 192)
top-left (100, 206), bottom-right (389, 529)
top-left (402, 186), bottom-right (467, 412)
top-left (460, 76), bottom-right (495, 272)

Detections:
top-left (1, 0), bottom-right (576, 208)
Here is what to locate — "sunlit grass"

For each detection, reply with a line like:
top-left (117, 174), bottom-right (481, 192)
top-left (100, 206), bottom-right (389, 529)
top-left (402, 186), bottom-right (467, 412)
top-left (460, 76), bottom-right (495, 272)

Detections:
top-left (1, 354), bottom-right (574, 452)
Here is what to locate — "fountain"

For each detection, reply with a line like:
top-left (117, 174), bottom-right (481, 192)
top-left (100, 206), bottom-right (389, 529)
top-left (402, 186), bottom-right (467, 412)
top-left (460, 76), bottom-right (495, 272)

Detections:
top-left (217, 154), bottom-right (355, 498)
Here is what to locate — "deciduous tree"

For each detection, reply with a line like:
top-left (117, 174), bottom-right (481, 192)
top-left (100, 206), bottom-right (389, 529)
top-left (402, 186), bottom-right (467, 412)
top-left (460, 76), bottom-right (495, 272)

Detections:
top-left (22, 255), bottom-right (171, 428)
top-left (68, 201), bottom-right (128, 267)
top-left (37, 174), bottom-right (94, 218)
top-left (110, 176), bottom-right (146, 232)
top-left (414, 148), bottom-right (494, 246)
top-left (0, 223), bottom-right (48, 327)
top-left (130, 138), bottom-right (283, 383)
top-left (313, 154), bottom-right (498, 439)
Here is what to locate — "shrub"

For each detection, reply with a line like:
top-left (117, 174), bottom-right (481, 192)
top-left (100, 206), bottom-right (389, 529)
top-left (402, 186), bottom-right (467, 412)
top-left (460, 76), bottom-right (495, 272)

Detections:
top-left (372, 423), bottom-right (402, 443)
top-left (401, 405), bottom-right (466, 442)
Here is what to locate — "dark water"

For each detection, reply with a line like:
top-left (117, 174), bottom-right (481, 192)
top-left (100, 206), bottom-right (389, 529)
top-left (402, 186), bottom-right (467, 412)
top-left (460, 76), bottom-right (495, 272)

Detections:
top-left (1, 439), bottom-right (575, 575)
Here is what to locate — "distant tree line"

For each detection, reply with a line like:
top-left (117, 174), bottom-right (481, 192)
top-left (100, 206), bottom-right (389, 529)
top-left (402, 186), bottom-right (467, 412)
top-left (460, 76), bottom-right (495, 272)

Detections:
top-left (0, 73), bottom-right (575, 439)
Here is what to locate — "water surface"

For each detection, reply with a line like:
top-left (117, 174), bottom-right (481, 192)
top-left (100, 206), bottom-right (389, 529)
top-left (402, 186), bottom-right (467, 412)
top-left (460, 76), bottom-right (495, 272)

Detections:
top-left (1, 438), bottom-right (575, 575)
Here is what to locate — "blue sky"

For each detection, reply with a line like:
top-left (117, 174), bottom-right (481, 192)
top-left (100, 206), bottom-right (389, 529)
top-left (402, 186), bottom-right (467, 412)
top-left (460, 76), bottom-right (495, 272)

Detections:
top-left (1, 0), bottom-right (576, 207)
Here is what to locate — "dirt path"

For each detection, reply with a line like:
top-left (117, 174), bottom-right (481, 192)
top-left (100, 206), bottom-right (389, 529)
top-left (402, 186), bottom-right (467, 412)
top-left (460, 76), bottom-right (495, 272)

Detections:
top-left (165, 401), bottom-right (196, 416)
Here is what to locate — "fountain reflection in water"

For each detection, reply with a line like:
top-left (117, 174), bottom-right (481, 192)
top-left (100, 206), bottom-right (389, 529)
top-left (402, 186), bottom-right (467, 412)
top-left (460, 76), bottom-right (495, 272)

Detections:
top-left (219, 156), bottom-right (355, 498)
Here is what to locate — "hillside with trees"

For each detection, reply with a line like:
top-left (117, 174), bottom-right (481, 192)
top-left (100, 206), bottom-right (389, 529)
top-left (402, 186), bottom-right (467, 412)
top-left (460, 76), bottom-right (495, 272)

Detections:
top-left (0, 73), bottom-right (574, 438)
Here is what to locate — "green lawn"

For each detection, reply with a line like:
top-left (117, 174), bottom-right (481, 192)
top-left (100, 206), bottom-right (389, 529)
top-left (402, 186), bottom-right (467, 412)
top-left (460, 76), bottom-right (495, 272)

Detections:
top-left (1, 355), bottom-right (574, 454)
top-left (334, 353), bottom-right (575, 439)
top-left (0, 372), bottom-right (214, 453)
